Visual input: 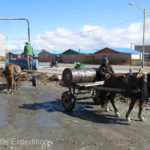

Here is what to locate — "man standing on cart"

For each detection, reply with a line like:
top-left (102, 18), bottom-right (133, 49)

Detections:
top-left (24, 42), bottom-right (34, 70)
top-left (99, 57), bottom-right (115, 80)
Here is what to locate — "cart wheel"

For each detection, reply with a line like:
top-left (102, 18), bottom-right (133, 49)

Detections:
top-left (61, 91), bottom-right (76, 111)
top-left (93, 90), bottom-right (101, 105)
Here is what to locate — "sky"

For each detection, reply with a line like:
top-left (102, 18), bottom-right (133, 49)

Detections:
top-left (0, 0), bottom-right (150, 52)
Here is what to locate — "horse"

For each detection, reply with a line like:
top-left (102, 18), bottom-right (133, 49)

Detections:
top-left (4, 63), bottom-right (21, 94)
top-left (99, 70), bottom-right (148, 122)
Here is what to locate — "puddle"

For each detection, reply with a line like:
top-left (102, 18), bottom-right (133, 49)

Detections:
top-left (0, 85), bottom-right (68, 144)
top-left (19, 100), bottom-right (64, 112)
top-left (23, 84), bottom-right (33, 87)
top-left (36, 113), bottom-right (60, 128)
top-left (74, 103), bottom-right (87, 111)
top-left (16, 119), bottom-right (27, 128)
top-left (108, 120), bottom-right (115, 124)
top-left (0, 98), bottom-right (8, 126)
top-left (0, 114), bottom-right (7, 126)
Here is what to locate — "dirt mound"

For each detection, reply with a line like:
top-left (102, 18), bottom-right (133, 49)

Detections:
top-left (0, 68), bottom-right (5, 77)
top-left (18, 72), bottom-right (61, 86)
top-left (0, 67), bottom-right (61, 86)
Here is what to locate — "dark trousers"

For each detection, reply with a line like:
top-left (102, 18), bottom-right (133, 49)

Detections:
top-left (26, 55), bottom-right (33, 70)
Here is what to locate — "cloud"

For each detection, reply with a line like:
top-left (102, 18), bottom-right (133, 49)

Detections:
top-left (0, 33), bottom-right (7, 40)
top-left (8, 18), bottom-right (150, 51)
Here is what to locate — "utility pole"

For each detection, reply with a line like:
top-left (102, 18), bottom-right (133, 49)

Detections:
top-left (129, 3), bottom-right (146, 68)
top-left (0, 18), bottom-right (31, 42)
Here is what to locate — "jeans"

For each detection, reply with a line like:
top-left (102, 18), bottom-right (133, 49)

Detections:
top-left (26, 55), bottom-right (33, 70)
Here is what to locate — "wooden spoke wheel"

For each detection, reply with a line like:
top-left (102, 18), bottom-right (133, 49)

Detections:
top-left (61, 91), bottom-right (76, 111)
top-left (93, 90), bottom-right (102, 105)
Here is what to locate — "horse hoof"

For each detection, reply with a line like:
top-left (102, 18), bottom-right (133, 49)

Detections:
top-left (139, 117), bottom-right (145, 122)
top-left (115, 112), bottom-right (120, 117)
top-left (105, 108), bottom-right (110, 112)
top-left (126, 117), bottom-right (131, 122)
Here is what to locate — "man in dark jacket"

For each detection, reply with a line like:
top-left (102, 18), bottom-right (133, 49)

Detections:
top-left (24, 42), bottom-right (33, 70)
top-left (99, 57), bottom-right (114, 80)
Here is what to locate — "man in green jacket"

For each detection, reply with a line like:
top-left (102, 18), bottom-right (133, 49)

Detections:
top-left (24, 42), bottom-right (34, 70)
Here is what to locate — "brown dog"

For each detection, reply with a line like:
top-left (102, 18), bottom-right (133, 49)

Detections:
top-left (5, 64), bottom-right (21, 94)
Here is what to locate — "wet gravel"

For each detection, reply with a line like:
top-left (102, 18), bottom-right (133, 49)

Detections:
top-left (0, 69), bottom-right (150, 150)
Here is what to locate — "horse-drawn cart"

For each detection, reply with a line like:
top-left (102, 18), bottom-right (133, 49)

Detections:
top-left (61, 80), bottom-right (104, 111)
top-left (61, 68), bottom-right (140, 111)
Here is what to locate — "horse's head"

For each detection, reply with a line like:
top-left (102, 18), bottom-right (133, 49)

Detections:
top-left (146, 73), bottom-right (150, 98)
top-left (6, 64), bottom-right (15, 79)
top-left (110, 72), bottom-right (149, 101)
top-left (137, 74), bottom-right (149, 101)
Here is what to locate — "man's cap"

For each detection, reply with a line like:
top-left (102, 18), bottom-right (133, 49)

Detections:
top-left (103, 57), bottom-right (108, 61)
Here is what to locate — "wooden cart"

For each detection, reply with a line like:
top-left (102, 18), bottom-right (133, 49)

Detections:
top-left (61, 81), bottom-right (139, 111)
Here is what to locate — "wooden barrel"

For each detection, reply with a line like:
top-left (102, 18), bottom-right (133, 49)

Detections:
top-left (62, 68), bottom-right (97, 85)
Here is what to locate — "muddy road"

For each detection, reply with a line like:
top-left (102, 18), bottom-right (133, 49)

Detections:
top-left (0, 79), bottom-right (150, 150)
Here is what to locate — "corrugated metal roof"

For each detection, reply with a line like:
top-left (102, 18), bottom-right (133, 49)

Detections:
top-left (107, 47), bottom-right (141, 54)
top-left (45, 49), bottom-right (65, 55)
top-left (62, 49), bottom-right (79, 55)
top-left (9, 50), bottom-right (42, 55)
top-left (34, 50), bottom-right (43, 55)
top-left (9, 49), bottom-right (65, 55)
top-left (10, 48), bottom-right (140, 55)
top-left (9, 51), bottom-right (23, 55)
top-left (40, 49), bottom-right (95, 55)
top-left (69, 49), bottom-right (96, 54)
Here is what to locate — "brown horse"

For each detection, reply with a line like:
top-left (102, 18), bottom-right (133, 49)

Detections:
top-left (99, 71), bottom-right (148, 122)
top-left (4, 64), bottom-right (21, 94)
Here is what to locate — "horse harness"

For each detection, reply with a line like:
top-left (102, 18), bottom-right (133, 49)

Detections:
top-left (124, 71), bottom-right (148, 102)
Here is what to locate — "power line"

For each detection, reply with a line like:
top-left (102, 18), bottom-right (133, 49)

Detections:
top-left (106, 16), bottom-right (144, 28)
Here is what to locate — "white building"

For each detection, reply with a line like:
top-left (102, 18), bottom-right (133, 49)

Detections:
top-left (0, 33), bottom-right (8, 58)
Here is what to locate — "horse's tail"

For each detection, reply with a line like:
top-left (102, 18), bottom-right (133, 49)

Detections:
top-left (141, 75), bottom-right (149, 101)
top-left (147, 73), bottom-right (150, 83)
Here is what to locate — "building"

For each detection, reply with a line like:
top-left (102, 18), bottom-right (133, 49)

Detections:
top-left (94, 47), bottom-right (141, 65)
top-left (38, 49), bottom-right (65, 62)
top-left (34, 50), bottom-right (43, 58)
top-left (135, 45), bottom-right (150, 59)
top-left (8, 51), bottom-right (22, 59)
top-left (61, 49), bottom-right (96, 63)
top-left (135, 45), bottom-right (150, 53)
top-left (38, 50), bottom-right (55, 62)
top-left (0, 33), bottom-right (8, 60)
top-left (8, 50), bottom-right (42, 60)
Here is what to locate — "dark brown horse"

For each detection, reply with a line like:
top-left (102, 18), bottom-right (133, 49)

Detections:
top-left (99, 71), bottom-right (148, 122)
top-left (4, 64), bottom-right (21, 94)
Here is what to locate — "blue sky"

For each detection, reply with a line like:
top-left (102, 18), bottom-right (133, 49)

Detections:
top-left (0, 0), bottom-right (150, 51)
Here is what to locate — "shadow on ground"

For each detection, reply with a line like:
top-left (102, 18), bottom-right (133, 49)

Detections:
top-left (0, 84), bottom-right (7, 93)
top-left (19, 99), bottom-right (129, 125)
